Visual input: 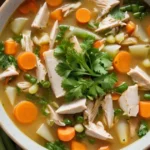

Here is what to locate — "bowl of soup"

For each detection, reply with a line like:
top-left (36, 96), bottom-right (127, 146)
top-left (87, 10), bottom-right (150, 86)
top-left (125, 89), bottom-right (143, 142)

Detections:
top-left (0, 0), bottom-right (150, 150)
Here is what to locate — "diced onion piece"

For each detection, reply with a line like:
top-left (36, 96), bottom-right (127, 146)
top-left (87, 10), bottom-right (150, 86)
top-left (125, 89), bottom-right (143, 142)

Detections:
top-left (142, 59), bottom-right (150, 68)
top-left (106, 35), bottom-right (116, 44)
top-left (39, 33), bottom-right (50, 45)
top-left (10, 18), bottom-right (28, 34)
top-left (5, 86), bottom-right (17, 105)
top-left (74, 124), bottom-right (84, 133)
top-left (129, 45), bottom-right (150, 58)
top-left (33, 36), bottom-right (40, 46)
top-left (116, 119), bottom-right (129, 144)
top-left (103, 44), bottom-right (121, 58)
top-left (115, 33), bottom-right (125, 44)
top-left (29, 84), bottom-right (39, 94)
top-left (36, 123), bottom-right (55, 142)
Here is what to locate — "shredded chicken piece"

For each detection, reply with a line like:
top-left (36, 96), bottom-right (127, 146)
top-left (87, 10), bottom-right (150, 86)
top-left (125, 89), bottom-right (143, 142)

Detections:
top-left (92, 0), bottom-right (120, 20)
top-left (48, 105), bottom-right (65, 126)
top-left (56, 99), bottom-right (87, 114)
top-left (50, 20), bottom-right (59, 49)
top-left (70, 36), bottom-right (82, 53)
top-left (32, 2), bottom-right (50, 29)
top-left (85, 121), bottom-right (113, 140)
top-left (0, 66), bottom-right (19, 80)
top-left (21, 31), bottom-right (33, 52)
top-left (102, 94), bottom-right (114, 128)
top-left (95, 12), bottom-right (129, 32)
top-left (17, 82), bottom-right (32, 92)
top-left (128, 66), bottom-right (150, 91)
top-left (36, 57), bottom-right (47, 82)
top-left (119, 84), bottom-right (139, 117)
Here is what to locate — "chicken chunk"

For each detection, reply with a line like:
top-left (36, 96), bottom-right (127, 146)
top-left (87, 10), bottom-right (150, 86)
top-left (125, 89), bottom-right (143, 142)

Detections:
top-left (0, 65), bottom-right (19, 80)
top-left (119, 85), bottom-right (139, 117)
top-left (70, 36), bottom-right (82, 53)
top-left (48, 105), bottom-right (65, 126)
top-left (36, 57), bottom-right (47, 82)
top-left (50, 21), bottom-right (59, 49)
top-left (128, 66), bottom-right (150, 91)
top-left (56, 98), bottom-right (87, 114)
top-left (32, 2), bottom-right (50, 29)
top-left (85, 121), bottom-right (113, 140)
top-left (95, 12), bottom-right (129, 32)
top-left (44, 50), bottom-right (65, 98)
top-left (102, 94), bottom-right (114, 128)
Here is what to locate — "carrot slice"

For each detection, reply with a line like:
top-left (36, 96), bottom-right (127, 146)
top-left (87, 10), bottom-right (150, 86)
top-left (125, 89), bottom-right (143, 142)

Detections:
top-left (46, 0), bottom-right (63, 7)
top-left (71, 141), bottom-right (86, 150)
top-left (111, 93), bottom-right (120, 101)
top-left (57, 127), bottom-right (75, 142)
top-left (50, 9), bottom-right (63, 21)
top-left (94, 40), bottom-right (104, 49)
top-left (76, 8), bottom-right (91, 24)
top-left (126, 21), bottom-right (136, 34)
top-left (17, 52), bottom-right (36, 70)
top-left (39, 44), bottom-right (49, 62)
top-left (113, 51), bottom-right (131, 73)
top-left (14, 101), bottom-right (38, 124)
top-left (28, 1), bottom-right (38, 13)
top-left (139, 101), bottom-right (150, 118)
top-left (98, 146), bottom-right (110, 150)
top-left (4, 40), bottom-right (18, 55)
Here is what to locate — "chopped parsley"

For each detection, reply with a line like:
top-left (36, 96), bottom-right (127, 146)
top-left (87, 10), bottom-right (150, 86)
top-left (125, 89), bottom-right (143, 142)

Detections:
top-left (114, 109), bottom-right (123, 116)
top-left (13, 35), bottom-right (23, 43)
top-left (34, 46), bottom-right (40, 57)
top-left (110, 7), bottom-right (125, 20)
top-left (138, 120), bottom-right (149, 138)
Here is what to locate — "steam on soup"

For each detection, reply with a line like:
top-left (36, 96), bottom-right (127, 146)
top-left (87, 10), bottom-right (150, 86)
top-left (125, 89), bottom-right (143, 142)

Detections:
top-left (0, 0), bottom-right (150, 149)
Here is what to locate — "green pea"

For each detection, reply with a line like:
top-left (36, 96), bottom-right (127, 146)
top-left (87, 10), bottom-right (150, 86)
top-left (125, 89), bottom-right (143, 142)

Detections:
top-left (120, 6), bottom-right (127, 12)
top-left (76, 116), bottom-right (84, 123)
top-left (144, 94), bottom-right (150, 100)
top-left (63, 118), bottom-right (72, 125)
top-left (132, 4), bottom-right (139, 13)
top-left (133, 12), bottom-right (141, 19)
top-left (42, 81), bottom-right (51, 88)
top-left (24, 74), bottom-right (31, 80)
top-left (30, 77), bottom-right (37, 84)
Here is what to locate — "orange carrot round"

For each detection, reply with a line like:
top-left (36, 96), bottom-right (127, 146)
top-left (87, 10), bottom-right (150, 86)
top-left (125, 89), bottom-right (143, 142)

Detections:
top-left (71, 141), bottom-right (86, 150)
top-left (14, 101), bottom-right (38, 124)
top-left (94, 40), bottom-right (103, 49)
top-left (113, 51), bottom-right (131, 73)
top-left (17, 52), bottom-right (37, 70)
top-left (57, 127), bottom-right (75, 142)
top-left (139, 101), bottom-right (150, 119)
top-left (4, 40), bottom-right (18, 55)
top-left (111, 93), bottom-right (120, 101)
top-left (46, 0), bottom-right (63, 7)
top-left (126, 21), bottom-right (136, 34)
top-left (40, 44), bottom-right (49, 62)
top-left (50, 9), bottom-right (63, 21)
top-left (76, 8), bottom-right (91, 24)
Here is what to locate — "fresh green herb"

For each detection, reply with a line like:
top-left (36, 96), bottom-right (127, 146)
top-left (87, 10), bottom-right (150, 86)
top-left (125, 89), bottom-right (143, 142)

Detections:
top-left (13, 35), bottom-right (23, 43)
top-left (114, 109), bottom-right (123, 116)
top-left (114, 82), bottom-right (128, 94)
top-left (56, 26), bottom-right (69, 42)
top-left (63, 118), bottom-right (72, 125)
top-left (138, 120), bottom-right (149, 138)
top-left (87, 21), bottom-right (99, 30)
top-left (39, 80), bottom-right (51, 88)
top-left (144, 94), bottom-right (150, 100)
top-left (76, 132), bottom-right (86, 140)
top-left (34, 46), bottom-right (40, 57)
top-left (110, 7), bottom-right (125, 20)
top-left (55, 38), bottom-right (117, 101)
top-left (16, 86), bottom-right (21, 95)
top-left (45, 140), bottom-right (68, 150)
top-left (76, 116), bottom-right (84, 124)
top-left (0, 42), bottom-right (17, 70)
top-left (88, 138), bottom-right (96, 144)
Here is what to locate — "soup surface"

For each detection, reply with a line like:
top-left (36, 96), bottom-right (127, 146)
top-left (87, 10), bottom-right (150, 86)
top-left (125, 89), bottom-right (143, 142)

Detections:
top-left (0, 0), bottom-right (150, 150)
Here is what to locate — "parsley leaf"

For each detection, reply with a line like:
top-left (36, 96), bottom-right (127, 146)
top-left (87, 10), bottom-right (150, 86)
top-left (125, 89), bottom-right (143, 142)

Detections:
top-left (34, 46), bottom-right (40, 57)
top-left (138, 120), bottom-right (149, 138)
top-left (45, 140), bottom-right (68, 150)
top-left (110, 7), bottom-right (125, 20)
top-left (13, 35), bottom-right (23, 43)
top-left (114, 109), bottom-right (123, 116)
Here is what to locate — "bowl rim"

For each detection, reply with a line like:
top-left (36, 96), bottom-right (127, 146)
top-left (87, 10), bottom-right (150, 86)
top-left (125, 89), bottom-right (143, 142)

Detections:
top-left (0, 0), bottom-right (150, 150)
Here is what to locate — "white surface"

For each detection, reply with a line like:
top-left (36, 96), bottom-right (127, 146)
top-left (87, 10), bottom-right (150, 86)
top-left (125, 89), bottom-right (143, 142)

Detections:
top-left (0, 0), bottom-right (150, 150)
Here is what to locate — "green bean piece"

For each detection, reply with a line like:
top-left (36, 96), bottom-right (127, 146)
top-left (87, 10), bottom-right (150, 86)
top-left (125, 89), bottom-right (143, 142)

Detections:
top-left (126, 5), bottom-right (132, 12)
top-left (115, 82), bottom-right (128, 94)
top-left (144, 94), bottom-right (150, 100)
top-left (120, 6), bottom-right (127, 12)
top-left (132, 4), bottom-right (139, 13)
top-left (139, 6), bottom-right (145, 12)
top-left (133, 12), bottom-right (141, 19)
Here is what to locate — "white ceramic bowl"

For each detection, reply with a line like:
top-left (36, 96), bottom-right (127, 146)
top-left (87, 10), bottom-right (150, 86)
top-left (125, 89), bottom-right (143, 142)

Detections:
top-left (0, 1), bottom-right (150, 150)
